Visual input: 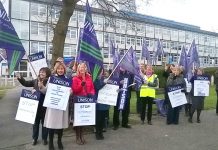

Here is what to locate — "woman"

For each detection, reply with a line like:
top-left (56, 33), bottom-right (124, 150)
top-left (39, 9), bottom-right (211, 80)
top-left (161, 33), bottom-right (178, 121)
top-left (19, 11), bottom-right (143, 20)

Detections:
top-left (43, 62), bottom-right (70, 150)
top-left (94, 69), bottom-right (110, 140)
top-left (188, 68), bottom-right (209, 123)
top-left (140, 65), bottom-right (158, 125)
top-left (16, 67), bottom-right (51, 146)
top-left (72, 62), bottom-right (95, 144)
top-left (166, 65), bottom-right (186, 125)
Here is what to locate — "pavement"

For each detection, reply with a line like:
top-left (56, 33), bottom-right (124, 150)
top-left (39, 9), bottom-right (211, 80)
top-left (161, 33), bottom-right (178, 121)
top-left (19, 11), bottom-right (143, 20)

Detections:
top-left (1, 86), bottom-right (218, 150)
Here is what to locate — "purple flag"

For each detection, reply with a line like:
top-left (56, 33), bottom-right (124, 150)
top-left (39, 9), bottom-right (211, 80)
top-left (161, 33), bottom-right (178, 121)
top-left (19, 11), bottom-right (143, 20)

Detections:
top-left (0, 2), bottom-right (25, 74)
top-left (133, 50), bottom-right (143, 90)
top-left (142, 39), bottom-right (151, 64)
top-left (112, 45), bottom-right (120, 77)
top-left (178, 46), bottom-right (188, 73)
top-left (119, 46), bottom-right (139, 74)
top-left (78, 0), bottom-right (103, 82)
top-left (110, 40), bottom-right (115, 55)
top-left (188, 39), bottom-right (200, 68)
top-left (155, 39), bottom-right (164, 57)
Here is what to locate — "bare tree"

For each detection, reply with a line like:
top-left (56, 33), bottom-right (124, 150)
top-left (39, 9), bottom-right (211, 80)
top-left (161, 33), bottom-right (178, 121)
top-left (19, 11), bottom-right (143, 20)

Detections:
top-left (51, 0), bottom-right (149, 67)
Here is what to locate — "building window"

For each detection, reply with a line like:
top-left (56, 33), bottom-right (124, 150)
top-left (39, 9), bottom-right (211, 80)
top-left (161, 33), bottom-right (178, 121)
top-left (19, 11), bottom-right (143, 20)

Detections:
top-left (155, 26), bottom-right (162, 39)
top-left (30, 41), bottom-right (46, 54)
top-left (11, 0), bottom-right (29, 20)
top-left (162, 28), bottom-right (171, 40)
top-left (12, 19), bottom-right (29, 40)
top-left (136, 37), bottom-right (143, 46)
top-left (67, 27), bottom-right (77, 39)
top-left (146, 25), bottom-right (154, 38)
top-left (31, 22), bottom-right (46, 36)
top-left (178, 30), bottom-right (185, 42)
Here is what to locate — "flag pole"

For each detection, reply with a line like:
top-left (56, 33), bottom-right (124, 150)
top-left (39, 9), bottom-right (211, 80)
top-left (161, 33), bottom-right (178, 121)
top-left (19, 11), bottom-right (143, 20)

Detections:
top-left (25, 53), bottom-right (37, 78)
top-left (107, 48), bottom-right (131, 80)
top-left (108, 42), bottom-right (111, 70)
top-left (75, 27), bottom-right (81, 63)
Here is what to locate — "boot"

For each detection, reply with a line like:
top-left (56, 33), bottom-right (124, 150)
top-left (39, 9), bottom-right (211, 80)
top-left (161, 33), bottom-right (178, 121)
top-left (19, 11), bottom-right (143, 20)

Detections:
top-left (49, 130), bottom-right (55, 150)
top-left (57, 130), bottom-right (63, 150)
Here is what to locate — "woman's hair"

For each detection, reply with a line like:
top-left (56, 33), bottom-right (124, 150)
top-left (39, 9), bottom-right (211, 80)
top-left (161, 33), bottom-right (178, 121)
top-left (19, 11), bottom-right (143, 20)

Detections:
top-left (53, 61), bottom-right (66, 74)
top-left (77, 62), bottom-right (88, 75)
top-left (53, 57), bottom-right (64, 67)
top-left (39, 67), bottom-right (51, 78)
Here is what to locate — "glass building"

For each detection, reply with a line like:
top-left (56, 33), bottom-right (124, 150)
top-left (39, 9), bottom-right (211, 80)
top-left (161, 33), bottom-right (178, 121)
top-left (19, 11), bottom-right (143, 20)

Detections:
top-left (2, 0), bottom-right (218, 76)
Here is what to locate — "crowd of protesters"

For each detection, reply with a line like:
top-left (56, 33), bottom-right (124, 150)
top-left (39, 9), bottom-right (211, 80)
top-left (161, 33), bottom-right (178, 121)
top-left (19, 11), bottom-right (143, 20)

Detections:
top-left (16, 57), bottom-right (213, 150)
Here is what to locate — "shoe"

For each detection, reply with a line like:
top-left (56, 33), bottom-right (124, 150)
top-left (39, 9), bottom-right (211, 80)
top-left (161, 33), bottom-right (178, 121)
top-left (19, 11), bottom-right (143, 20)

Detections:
top-left (141, 121), bottom-right (145, 124)
top-left (58, 140), bottom-right (63, 150)
top-left (122, 124), bottom-right (131, 128)
top-left (147, 121), bottom-right (152, 125)
top-left (96, 133), bottom-right (104, 140)
top-left (32, 139), bottom-right (37, 146)
top-left (188, 118), bottom-right (193, 123)
top-left (197, 119), bottom-right (201, 123)
top-left (113, 126), bottom-right (119, 130)
top-left (43, 140), bottom-right (48, 145)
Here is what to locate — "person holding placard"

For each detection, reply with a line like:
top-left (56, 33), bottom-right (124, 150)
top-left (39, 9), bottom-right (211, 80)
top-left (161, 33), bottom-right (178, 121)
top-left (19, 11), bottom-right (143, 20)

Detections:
top-left (43, 62), bottom-right (70, 150)
top-left (16, 67), bottom-right (51, 146)
top-left (94, 69), bottom-right (110, 140)
top-left (188, 68), bottom-right (210, 123)
top-left (72, 62), bottom-right (95, 145)
top-left (140, 65), bottom-right (158, 125)
top-left (166, 65), bottom-right (186, 125)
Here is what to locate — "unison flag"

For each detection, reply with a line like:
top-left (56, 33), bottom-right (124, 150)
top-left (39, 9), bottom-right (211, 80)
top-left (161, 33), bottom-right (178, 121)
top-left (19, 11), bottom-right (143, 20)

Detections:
top-left (79, 0), bottom-right (103, 82)
top-left (188, 39), bottom-right (200, 68)
top-left (142, 39), bottom-right (151, 64)
top-left (0, 2), bottom-right (25, 74)
top-left (155, 39), bottom-right (164, 57)
top-left (178, 46), bottom-right (188, 72)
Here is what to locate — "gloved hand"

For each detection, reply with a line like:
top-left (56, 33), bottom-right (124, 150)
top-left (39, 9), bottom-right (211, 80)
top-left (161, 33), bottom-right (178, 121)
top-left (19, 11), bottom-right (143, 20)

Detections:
top-left (173, 75), bottom-right (177, 80)
top-left (81, 81), bottom-right (86, 86)
top-left (181, 89), bottom-right (186, 93)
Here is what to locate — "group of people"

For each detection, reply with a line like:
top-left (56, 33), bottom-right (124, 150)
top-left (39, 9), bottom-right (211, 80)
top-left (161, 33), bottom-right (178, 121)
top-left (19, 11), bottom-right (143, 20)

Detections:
top-left (16, 57), bottom-right (211, 150)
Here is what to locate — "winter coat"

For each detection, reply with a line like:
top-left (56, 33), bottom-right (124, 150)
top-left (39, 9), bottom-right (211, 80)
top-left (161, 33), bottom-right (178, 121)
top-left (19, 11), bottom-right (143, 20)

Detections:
top-left (43, 75), bottom-right (70, 129)
top-left (17, 77), bottom-right (48, 119)
top-left (72, 74), bottom-right (95, 97)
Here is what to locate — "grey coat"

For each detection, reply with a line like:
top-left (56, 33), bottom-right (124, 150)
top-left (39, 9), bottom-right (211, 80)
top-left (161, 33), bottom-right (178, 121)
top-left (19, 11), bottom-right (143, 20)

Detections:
top-left (167, 73), bottom-right (186, 88)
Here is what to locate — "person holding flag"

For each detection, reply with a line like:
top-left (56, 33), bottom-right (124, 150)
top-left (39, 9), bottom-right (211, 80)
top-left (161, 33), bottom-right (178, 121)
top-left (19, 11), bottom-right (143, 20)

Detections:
top-left (140, 65), bottom-right (158, 125)
top-left (113, 68), bottom-right (134, 130)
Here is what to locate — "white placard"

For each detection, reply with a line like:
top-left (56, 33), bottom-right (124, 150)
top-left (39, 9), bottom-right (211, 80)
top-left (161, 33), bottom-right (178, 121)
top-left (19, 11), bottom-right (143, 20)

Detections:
top-left (97, 84), bottom-right (119, 106)
top-left (74, 103), bottom-right (96, 126)
top-left (15, 97), bottom-right (39, 124)
top-left (168, 89), bottom-right (187, 108)
top-left (194, 80), bottom-right (210, 96)
top-left (28, 52), bottom-right (48, 79)
top-left (43, 83), bottom-right (71, 110)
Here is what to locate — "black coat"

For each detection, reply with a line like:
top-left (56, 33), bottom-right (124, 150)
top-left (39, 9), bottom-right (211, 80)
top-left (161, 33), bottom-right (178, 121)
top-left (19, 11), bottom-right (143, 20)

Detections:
top-left (18, 77), bottom-right (48, 118)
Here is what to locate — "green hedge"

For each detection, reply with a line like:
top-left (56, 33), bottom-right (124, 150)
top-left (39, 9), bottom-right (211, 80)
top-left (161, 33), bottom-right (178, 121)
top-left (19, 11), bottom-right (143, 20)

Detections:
top-left (153, 67), bottom-right (166, 88)
top-left (204, 67), bottom-right (217, 76)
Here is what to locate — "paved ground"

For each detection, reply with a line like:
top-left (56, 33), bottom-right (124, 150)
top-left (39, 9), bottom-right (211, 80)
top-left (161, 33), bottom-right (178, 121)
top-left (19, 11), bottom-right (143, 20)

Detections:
top-left (1, 86), bottom-right (218, 150)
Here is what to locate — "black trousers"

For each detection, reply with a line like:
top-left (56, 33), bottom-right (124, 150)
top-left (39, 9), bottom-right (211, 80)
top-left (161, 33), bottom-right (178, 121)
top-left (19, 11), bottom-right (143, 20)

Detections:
top-left (136, 91), bottom-right (142, 114)
top-left (140, 97), bottom-right (153, 122)
top-left (167, 104), bottom-right (180, 124)
top-left (32, 114), bottom-right (48, 141)
top-left (48, 129), bottom-right (63, 144)
top-left (96, 110), bottom-right (107, 134)
top-left (216, 90), bottom-right (218, 114)
top-left (113, 98), bottom-right (130, 127)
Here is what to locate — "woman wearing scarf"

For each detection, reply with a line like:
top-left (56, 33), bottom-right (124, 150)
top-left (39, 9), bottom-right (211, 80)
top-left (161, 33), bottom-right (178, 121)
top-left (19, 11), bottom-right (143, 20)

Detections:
top-left (140, 65), bottom-right (158, 125)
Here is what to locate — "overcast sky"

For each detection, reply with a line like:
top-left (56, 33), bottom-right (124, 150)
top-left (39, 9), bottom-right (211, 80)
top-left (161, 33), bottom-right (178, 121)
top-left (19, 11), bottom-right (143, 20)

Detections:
top-left (136, 0), bottom-right (218, 32)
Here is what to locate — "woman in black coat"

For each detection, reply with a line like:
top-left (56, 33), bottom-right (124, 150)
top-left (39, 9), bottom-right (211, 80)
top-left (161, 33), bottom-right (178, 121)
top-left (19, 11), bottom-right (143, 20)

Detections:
top-left (16, 67), bottom-right (51, 146)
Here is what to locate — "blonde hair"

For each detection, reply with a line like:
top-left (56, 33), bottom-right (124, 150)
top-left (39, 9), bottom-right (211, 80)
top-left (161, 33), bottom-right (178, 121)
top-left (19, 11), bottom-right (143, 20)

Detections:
top-left (53, 62), bottom-right (66, 75)
top-left (77, 62), bottom-right (88, 75)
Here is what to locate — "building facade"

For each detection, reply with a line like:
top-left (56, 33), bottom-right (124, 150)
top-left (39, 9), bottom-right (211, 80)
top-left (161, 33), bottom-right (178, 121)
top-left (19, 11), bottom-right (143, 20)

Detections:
top-left (1, 0), bottom-right (218, 76)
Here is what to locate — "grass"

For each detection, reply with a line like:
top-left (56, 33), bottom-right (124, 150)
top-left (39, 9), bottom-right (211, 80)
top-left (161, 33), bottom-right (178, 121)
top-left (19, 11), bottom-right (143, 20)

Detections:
top-left (108, 86), bottom-right (217, 125)
top-left (0, 86), bottom-right (13, 100)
